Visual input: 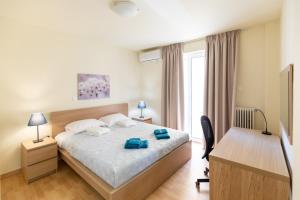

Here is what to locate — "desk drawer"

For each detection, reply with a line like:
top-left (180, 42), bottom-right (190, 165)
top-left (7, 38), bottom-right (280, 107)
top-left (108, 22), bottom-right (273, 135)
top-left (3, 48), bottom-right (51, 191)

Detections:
top-left (26, 157), bottom-right (57, 181)
top-left (27, 144), bottom-right (57, 165)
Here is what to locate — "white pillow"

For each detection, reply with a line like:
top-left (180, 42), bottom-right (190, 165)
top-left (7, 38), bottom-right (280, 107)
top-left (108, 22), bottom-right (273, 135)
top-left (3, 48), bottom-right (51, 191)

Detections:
top-left (84, 127), bottom-right (110, 136)
top-left (99, 113), bottom-right (129, 127)
top-left (116, 119), bottom-right (137, 127)
top-left (65, 119), bottom-right (106, 134)
top-left (55, 131), bottom-right (73, 147)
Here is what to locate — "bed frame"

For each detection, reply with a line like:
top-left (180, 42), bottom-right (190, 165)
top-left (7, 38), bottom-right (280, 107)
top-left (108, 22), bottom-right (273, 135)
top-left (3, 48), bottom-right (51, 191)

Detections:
top-left (51, 103), bottom-right (192, 200)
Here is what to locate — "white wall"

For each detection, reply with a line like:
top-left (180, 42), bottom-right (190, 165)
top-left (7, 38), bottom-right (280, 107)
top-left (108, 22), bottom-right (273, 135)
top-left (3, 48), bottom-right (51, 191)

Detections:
top-left (281, 0), bottom-right (300, 199)
top-left (141, 21), bottom-right (281, 135)
top-left (140, 60), bottom-right (163, 125)
top-left (0, 17), bottom-right (142, 175)
top-left (237, 20), bottom-right (280, 134)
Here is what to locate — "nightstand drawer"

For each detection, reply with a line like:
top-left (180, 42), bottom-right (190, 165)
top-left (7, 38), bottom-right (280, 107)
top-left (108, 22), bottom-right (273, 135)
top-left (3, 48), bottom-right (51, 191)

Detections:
top-left (26, 157), bottom-right (57, 181)
top-left (144, 119), bottom-right (152, 124)
top-left (27, 144), bottom-right (57, 165)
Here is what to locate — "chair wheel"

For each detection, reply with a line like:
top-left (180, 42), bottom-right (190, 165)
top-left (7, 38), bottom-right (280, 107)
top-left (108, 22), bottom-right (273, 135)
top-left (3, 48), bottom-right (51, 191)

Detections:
top-left (204, 167), bottom-right (209, 176)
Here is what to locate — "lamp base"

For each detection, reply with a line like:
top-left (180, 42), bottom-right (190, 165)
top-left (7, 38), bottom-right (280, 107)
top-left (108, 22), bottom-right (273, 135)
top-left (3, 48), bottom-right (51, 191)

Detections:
top-left (262, 131), bottom-right (272, 135)
top-left (33, 139), bottom-right (44, 143)
top-left (139, 115), bottom-right (144, 118)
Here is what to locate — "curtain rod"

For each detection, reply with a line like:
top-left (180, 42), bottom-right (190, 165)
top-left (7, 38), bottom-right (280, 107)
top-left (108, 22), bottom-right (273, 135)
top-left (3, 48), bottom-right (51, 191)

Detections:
top-left (140, 37), bottom-right (205, 52)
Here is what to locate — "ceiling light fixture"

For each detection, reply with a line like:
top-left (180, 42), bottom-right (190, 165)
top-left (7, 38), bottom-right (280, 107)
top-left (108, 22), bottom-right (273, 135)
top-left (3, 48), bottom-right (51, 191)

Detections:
top-left (111, 0), bottom-right (140, 17)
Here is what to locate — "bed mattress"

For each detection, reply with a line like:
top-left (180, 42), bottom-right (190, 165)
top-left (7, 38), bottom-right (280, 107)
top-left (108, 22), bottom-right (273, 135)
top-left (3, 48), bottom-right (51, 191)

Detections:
top-left (55, 122), bottom-right (190, 188)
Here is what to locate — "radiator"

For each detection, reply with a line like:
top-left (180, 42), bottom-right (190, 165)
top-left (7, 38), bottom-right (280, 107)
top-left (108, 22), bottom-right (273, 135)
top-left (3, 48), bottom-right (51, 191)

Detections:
top-left (234, 107), bottom-right (255, 129)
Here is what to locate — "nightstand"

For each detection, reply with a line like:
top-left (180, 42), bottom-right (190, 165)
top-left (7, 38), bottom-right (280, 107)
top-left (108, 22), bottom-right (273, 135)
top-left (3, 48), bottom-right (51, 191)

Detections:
top-left (21, 137), bottom-right (57, 183)
top-left (132, 117), bottom-right (152, 124)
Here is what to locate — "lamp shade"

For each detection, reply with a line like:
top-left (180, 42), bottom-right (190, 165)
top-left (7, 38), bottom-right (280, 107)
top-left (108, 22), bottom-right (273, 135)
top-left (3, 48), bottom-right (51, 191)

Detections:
top-left (137, 101), bottom-right (146, 109)
top-left (28, 113), bottom-right (47, 126)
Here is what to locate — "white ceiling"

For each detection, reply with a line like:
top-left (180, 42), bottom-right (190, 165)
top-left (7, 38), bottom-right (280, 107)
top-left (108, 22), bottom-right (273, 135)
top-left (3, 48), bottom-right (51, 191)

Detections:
top-left (0, 0), bottom-right (282, 50)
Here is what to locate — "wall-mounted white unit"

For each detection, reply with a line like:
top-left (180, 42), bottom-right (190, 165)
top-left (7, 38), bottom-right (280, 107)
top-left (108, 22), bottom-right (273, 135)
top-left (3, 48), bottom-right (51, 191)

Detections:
top-left (139, 49), bottom-right (161, 62)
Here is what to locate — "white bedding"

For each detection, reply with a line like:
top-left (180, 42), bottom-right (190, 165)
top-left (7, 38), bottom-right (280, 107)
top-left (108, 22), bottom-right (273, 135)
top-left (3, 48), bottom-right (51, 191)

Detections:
top-left (55, 122), bottom-right (189, 188)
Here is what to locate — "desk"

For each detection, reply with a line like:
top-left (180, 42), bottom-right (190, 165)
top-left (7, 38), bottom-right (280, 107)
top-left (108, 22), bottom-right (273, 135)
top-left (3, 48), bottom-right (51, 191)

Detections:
top-left (210, 127), bottom-right (290, 200)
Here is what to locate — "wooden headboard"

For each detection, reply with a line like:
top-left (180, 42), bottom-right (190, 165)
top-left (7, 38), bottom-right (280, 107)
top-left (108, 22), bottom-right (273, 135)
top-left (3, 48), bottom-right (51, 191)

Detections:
top-left (51, 103), bottom-right (128, 137)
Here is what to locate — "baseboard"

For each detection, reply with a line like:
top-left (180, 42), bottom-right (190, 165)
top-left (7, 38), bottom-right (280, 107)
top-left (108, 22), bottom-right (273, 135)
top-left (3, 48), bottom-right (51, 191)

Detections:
top-left (0, 168), bottom-right (21, 179)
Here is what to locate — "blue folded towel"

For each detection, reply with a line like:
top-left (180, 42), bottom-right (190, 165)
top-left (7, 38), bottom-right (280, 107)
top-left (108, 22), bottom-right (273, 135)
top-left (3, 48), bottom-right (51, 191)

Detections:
top-left (155, 133), bottom-right (170, 140)
top-left (129, 138), bottom-right (141, 141)
top-left (124, 144), bottom-right (140, 149)
top-left (154, 129), bottom-right (168, 135)
top-left (140, 140), bottom-right (148, 148)
top-left (124, 140), bottom-right (140, 149)
top-left (124, 138), bottom-right (148, 149)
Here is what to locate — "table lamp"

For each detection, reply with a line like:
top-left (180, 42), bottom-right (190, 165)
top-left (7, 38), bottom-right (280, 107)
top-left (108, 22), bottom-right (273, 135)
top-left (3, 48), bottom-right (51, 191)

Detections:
top-left (28, 112), bottom-right (48, 143)
top-left (254, 108), bottom-right (272, 135)
top-left (137, 101), bottom-right (146, 118)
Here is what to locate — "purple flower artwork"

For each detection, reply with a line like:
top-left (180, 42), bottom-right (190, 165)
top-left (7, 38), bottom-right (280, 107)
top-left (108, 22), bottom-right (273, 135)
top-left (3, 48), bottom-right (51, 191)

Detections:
top-left (78, 74), bottom-right (110, 100)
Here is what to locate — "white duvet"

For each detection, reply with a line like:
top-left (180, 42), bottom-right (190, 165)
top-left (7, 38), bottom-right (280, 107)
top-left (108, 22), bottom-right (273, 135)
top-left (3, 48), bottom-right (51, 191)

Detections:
top-left (55, 122), bottom-right (190, 188)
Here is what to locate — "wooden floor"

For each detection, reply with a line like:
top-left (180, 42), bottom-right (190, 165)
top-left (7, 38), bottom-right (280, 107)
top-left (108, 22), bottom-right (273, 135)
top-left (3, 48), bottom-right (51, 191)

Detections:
top-left (1, 142), bottom-right (209, 200)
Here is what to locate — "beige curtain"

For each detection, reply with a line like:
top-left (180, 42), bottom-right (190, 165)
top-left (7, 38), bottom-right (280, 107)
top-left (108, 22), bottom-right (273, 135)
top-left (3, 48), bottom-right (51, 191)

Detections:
top-left (161, 43), bottom-right (184, 130)
top-left (204, 30), bottom-right (240, 142)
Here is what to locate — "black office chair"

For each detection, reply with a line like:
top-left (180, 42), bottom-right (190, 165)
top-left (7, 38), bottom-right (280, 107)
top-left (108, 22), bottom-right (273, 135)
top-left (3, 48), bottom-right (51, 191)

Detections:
top-left (195, 115), bottom-right (215, 187)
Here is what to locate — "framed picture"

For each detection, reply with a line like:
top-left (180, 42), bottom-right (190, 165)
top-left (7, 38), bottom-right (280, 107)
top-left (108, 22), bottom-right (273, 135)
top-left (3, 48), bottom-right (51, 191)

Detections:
top-left (78, 73), bottom-right (110, 100)
top-left (280, 64), bottom-right (293, 144)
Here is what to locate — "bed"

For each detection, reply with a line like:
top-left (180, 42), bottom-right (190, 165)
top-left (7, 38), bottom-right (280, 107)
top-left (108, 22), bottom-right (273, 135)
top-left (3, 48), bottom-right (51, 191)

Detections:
top-left (51, 103), bottom-right (192, 200)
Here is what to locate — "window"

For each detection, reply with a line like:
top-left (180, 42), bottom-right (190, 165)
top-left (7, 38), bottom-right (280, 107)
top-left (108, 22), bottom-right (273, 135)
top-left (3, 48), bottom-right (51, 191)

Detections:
top-left (184, 51), bottom-right (205, 141)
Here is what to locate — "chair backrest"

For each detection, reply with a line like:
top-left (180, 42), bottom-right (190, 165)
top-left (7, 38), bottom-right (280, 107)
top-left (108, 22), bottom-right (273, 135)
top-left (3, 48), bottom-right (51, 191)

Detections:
top-left (201, 115), bottom-right (215, 161)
